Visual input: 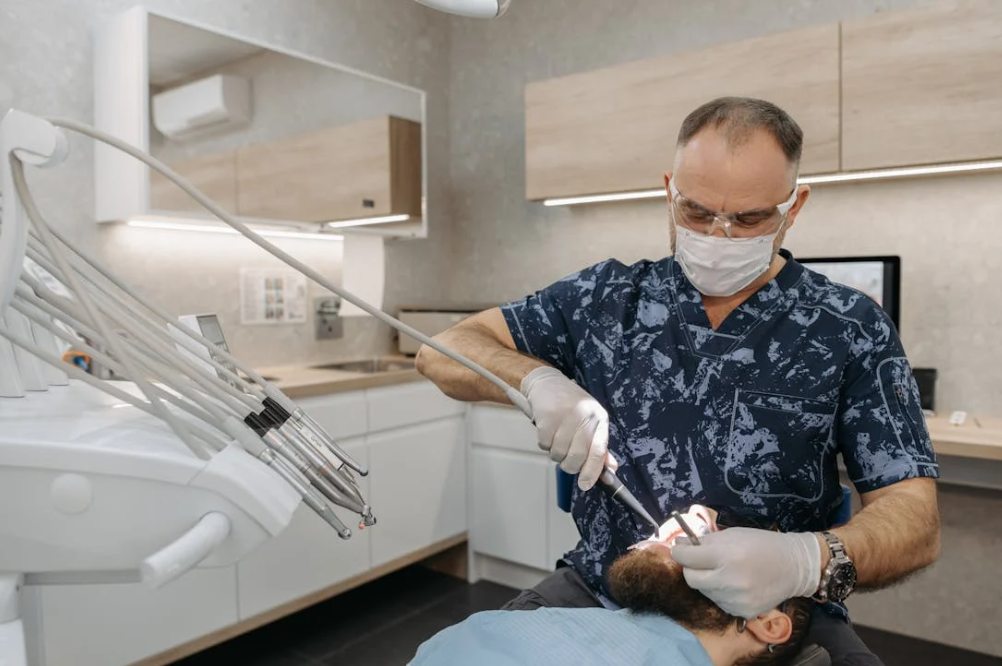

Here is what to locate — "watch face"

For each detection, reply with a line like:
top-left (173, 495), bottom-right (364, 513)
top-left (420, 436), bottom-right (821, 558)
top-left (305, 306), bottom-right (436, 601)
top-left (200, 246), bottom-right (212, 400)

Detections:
top-left (830, 564), bottom-right (857, 602)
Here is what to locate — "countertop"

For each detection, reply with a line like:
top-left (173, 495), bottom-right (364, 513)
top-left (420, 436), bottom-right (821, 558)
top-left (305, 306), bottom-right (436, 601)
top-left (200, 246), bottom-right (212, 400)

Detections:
top-left (255, 357), bottom-right (424, 399)
top-left (926, 414), bottom-right (1002, 462)
top-left (257, 359), bottom-right (1002, 462)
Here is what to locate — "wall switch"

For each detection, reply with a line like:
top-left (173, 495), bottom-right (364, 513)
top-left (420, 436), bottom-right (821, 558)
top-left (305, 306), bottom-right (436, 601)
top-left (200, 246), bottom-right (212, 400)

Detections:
top-left (315, 297), bottom-right (343, 340)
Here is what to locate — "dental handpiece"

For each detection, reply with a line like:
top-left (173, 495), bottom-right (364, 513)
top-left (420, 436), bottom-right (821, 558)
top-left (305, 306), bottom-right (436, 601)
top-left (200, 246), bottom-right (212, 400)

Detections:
top-left (599, 467), bottom-right (660, 534)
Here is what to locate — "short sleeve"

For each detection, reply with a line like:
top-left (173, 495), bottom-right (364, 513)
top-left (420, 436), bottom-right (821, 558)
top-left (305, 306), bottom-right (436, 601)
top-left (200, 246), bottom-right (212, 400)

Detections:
top-left (500, 260), bottom-right (619, 378)
top-left (837, 313), bottom-right (939, 494)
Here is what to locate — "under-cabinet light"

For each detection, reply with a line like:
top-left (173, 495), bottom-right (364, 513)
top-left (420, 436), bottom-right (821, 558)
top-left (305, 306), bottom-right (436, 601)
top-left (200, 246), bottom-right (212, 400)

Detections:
top-left (541, 159), bottom-right (1002, 207)
top-left (127, 218), bottom-right (344, 241)
top-left (326, 214), bottom-right (411, 229)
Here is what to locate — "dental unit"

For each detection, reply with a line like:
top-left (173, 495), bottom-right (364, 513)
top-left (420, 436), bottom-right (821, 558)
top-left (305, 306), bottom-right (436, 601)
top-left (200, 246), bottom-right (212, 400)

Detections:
top-left (0, 5), bottom-right (672, 664)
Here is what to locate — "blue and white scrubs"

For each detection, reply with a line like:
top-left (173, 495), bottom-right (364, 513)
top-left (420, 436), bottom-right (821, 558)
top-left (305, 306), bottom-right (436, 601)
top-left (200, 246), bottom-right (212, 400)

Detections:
top-left (501, 249), bottom-right (939, 601)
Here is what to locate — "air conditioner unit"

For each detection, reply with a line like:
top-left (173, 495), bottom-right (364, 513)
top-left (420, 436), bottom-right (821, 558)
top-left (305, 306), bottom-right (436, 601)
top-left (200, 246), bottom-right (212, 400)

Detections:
top-left (152, 74), bottom-right (251, 141)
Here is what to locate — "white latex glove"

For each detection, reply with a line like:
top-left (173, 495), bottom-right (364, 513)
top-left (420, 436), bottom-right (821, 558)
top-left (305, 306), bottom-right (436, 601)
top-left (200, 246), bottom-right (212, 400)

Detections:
top-left (520, 366), bottom-right (614, 490)
top-left (671, 527), bottom-right (822, 619)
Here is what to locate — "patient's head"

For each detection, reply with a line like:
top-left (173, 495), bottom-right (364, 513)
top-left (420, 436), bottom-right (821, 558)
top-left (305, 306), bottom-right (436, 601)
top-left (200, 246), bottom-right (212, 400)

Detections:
top-left (607, 506), bottom-right (813, 666)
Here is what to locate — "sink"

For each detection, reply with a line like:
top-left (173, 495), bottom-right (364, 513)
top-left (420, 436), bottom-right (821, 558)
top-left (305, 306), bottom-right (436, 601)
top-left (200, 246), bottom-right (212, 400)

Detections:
top-left (310, 358), bottom-right (415, 374)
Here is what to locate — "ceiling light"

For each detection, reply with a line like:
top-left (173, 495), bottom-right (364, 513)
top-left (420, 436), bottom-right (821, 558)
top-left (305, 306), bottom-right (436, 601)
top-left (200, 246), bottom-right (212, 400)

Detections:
top-left (127, 218), bottom-right (344, 241)
top-left (541, 159), bottom-right (1002, 207)
top-left (325, 214), bottom-right (411, 229)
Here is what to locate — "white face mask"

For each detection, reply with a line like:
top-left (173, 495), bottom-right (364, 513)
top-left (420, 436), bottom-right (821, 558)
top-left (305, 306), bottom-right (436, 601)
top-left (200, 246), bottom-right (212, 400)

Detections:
top-left (674, 224), bottom-right (782, 297)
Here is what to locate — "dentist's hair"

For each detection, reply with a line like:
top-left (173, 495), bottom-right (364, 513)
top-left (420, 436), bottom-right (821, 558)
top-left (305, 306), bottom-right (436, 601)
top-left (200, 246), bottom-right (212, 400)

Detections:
top-left (677, 97), bottom-right (804, 168)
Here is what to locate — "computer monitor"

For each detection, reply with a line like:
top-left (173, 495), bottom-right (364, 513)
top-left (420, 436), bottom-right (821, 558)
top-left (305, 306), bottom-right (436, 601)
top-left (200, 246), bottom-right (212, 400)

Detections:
top-left (798, 255), bottom-right (901, 331)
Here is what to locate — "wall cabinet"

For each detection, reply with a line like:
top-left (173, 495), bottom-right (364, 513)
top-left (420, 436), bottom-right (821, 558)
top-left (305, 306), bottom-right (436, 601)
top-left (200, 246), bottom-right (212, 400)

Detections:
top-left (148, 116), bottom-right (422, 224)
top-left (525, 23), bottom-right (840, 201)
top-left (841, 0), bottom-right (1002, 170)
top-left (235, 116), bottom-right (422, 223)
top-left (149, 152), bottom-right (237, 214)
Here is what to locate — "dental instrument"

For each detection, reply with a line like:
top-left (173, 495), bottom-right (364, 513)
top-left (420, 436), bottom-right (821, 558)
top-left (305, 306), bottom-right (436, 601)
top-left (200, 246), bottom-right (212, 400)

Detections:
top-left (671, 510), bottom-right (701, 546)
top-left (48, 113), bottom-right (656, 534)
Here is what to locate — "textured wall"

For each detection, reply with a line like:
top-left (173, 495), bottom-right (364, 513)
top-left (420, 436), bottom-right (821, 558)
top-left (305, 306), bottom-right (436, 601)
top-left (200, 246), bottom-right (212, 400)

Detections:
top-left (1, 0), bottom-right (451, 366)
top-left (434, 0), bottom-right (1002, 657)
top-left (435, 0), bottom-right (1002, 417)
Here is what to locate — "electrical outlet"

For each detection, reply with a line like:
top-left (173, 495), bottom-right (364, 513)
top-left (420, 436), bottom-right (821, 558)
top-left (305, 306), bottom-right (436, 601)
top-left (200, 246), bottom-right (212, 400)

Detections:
top-left (315, 297), bottom-right (343, 340)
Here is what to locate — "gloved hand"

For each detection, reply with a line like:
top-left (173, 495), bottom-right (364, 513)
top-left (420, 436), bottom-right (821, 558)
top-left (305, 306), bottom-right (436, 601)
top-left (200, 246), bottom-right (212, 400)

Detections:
top-left (671, 527), bottom-right (822, 619)
top-left (520, 366), bottom-right (614, 490)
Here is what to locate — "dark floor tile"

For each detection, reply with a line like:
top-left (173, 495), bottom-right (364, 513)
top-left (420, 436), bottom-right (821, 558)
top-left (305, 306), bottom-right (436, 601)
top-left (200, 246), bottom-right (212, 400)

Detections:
top-left (427, 580), bottom-right (518, 624)
top-left (272, 566), bottom-right (469, 660)
top-left (172, 638), bottom-right (309, 666)
top-left (855, 625), bottom-right (1002, 666)
top-left (316, 605), bottom-right (463, 666)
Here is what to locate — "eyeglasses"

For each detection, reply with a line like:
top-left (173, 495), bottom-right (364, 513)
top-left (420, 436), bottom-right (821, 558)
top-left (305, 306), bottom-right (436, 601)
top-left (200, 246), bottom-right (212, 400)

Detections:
top-left (668, 177), bottom-right (798, 240)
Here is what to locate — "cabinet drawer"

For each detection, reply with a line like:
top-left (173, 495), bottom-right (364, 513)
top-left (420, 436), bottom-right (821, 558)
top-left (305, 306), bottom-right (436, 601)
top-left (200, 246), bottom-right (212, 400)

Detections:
top-left (469, 405), bottom-right (539, 454)
top-left (366, 381), bottom-right (466, 433)
top-left (295, 390), bottom-right (369, 440)
top-left (471, 449), bottom-right (550, 570)
top-left (236, 438), bottom-right (370, 619)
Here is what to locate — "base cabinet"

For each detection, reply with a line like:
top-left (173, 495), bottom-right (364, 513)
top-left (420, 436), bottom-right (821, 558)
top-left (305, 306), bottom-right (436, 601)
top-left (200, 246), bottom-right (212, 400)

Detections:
top-left (368, 416), bottom-right (468, 567)
top-left (235, 438), bottom-right (370, 619)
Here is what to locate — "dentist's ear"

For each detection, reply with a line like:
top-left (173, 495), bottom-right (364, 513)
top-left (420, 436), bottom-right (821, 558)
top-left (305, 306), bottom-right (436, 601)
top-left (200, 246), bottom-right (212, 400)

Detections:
top-left (744, 609), bottom-right (793, 648)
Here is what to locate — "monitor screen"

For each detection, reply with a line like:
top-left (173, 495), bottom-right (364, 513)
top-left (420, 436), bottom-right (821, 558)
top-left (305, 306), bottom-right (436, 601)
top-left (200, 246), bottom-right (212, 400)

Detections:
top-left (798, 255), bottom-right (901, 331)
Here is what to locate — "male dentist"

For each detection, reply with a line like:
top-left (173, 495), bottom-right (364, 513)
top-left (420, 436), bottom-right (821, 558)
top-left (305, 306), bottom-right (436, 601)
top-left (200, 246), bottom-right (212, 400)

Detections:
top-left (416, 97), bottom-right (940, 666)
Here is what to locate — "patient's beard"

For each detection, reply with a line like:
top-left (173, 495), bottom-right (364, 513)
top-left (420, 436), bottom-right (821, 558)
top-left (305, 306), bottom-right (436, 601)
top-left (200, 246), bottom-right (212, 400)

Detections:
top-left (607, 548), bottom-right (734, 633)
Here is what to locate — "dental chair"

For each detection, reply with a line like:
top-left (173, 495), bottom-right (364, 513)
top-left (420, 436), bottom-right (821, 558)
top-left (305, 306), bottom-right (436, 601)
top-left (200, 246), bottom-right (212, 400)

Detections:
top-left (555, 468), bottom-right (849, 666)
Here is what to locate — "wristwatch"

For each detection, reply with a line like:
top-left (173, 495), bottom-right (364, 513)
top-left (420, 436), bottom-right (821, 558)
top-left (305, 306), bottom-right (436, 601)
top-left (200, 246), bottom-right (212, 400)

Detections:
top-left (813, 531), bottom-right (857, 603)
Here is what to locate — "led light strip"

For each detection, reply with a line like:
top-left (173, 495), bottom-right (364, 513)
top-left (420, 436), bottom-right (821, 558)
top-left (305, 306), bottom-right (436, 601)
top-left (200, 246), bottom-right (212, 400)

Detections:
top-left (542, 159), bottom-right (1002, 207)
top-left (325, 213), bottom-right (411, 229)
top-left (127, 219), bottom-right (344, 241)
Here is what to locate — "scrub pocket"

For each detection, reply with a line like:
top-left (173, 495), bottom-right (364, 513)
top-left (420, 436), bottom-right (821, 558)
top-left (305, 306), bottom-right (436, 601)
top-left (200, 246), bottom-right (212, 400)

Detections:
top-left (724, 390), bottom-right (837, 501)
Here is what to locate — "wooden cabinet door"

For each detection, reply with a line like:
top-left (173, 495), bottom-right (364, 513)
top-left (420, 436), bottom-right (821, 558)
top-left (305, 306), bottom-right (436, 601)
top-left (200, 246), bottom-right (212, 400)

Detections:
top-left (149, 152), bottom-right (237, 214)
top-left (841, 0), bottom-right (1002, 170)
top-left (235, 116), bottom-right (421, 223)
top-left (525, 23), bottom-right (840, 201)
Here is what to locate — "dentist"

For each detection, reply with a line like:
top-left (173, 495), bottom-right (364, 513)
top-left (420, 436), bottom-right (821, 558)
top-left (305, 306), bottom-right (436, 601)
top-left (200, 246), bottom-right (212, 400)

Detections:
top-left (416, 97), bottom-right (940, 666)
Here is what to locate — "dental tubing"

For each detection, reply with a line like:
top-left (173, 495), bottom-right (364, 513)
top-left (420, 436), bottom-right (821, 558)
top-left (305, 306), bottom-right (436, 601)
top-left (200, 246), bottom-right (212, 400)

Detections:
top-left (1, 110), bottom-right (650, 539)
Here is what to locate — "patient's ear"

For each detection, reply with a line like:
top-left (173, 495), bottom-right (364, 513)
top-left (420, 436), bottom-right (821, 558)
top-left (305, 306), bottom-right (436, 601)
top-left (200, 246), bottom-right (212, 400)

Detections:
top-left (745, 609), bottom-right (793, 647)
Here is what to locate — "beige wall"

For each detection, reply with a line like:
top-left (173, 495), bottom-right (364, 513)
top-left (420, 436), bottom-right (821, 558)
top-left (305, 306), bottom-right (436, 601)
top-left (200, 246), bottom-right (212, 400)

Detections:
top-left (423, 0), bottom-right (1002, 657)
top-left (422, 0), bottom-right (1002, 417)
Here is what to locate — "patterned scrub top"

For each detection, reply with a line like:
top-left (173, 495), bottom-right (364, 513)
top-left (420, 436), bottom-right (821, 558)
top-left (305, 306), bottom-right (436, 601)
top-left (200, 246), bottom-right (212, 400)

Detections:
top-left (500, 250), bottom-right (939, 598)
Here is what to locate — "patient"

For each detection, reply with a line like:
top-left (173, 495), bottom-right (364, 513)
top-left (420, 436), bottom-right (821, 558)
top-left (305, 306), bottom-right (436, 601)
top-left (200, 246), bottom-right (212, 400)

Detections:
top-left (409, 506), bottom-right (813, 666)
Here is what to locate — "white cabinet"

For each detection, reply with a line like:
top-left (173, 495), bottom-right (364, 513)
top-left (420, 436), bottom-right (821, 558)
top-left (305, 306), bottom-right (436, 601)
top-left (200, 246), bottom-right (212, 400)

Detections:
top-left (367, 381), bottom-right (466, 433)
top-left (471, 448), bottom-right (551, 570)
top-left (469, 405), bottom-right (583, 575)
top-left (235, 438), bottom-right (370, 619)
top-left (32, 567), bottom-right (237, 666)
top-left (296, 391), bottom-right (370, 441)
top-left (368, 416), bottom-right (467, 567)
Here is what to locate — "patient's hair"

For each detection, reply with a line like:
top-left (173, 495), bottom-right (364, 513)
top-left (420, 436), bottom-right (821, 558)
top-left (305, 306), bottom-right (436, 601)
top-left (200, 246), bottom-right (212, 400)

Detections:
top-left (607, 507), bottom-right (815, 666)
